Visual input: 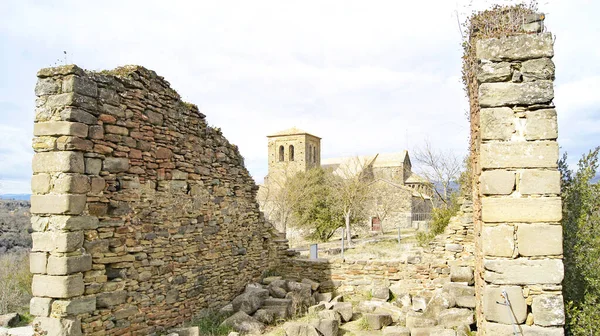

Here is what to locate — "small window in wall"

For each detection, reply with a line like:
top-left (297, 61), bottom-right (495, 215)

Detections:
top-left (309, 145), bottom-right (313, 163)
top-left (289, 145), bottom-right (295, 161)
top-left (313, 147), bottom-right (317, 163)
top-left (279, 145), bottom-right (284, 162)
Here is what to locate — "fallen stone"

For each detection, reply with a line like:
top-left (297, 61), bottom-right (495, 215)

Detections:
top-left (332, 302), bottom-right (353, 322)
top-left (318, 310), bottom-right (341, 324)
top-left (310, 318), bottom-right (339, 336)
top-left (283, 322), bottom-right (319, 336)
top-left (220, 311), bottom-right (265, 335)
top-left (302, 278), bottom-right (320, 291)
top-left (231, 288), bottom-right (269, 315)
top-left (483, 321), bottom-right (564, 336)
top-left (169, 326), bottom-right (199, 336)
top-left (0, 313), bottom-right (20, 328)
top-left (424, 290), bottom-right (455, 317)
top-left (455, 296), bottom-right (476, 309)
top-left (450, 266), bottom-right (473, 285)
top-left (371, 285), bottom-right (390, 301)
top-left (412, 296), bottom-right (428, 312)
top-left (253, 309), bottom-right (274, 325)
top-left (382, 325), bottom-right (410, 336)
top-left (315, 292), bottom-right (333, 303)
top-left (405, 311), bottom-right (436, 329)
top-left (262, 276), bottom-right (282, 285)
top-left (308, 303), bottom-right (327, 314)
top-left (437, 308), bottom-right (474, 328)
top-left (365, 313), bottom-right (392, 330)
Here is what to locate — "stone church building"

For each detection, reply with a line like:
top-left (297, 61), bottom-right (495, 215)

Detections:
top-left (259, 127), bottom-right (433, 234)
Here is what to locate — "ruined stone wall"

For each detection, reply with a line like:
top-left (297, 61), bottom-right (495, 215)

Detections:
top-left (29, 65), bottom-right (288, 336)
top-left (473, 30), bottom-right (565, 334)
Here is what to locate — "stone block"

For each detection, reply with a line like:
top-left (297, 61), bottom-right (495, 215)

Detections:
top-left (479, 81), bottom-right (553, 107)
top-left (85, 158), bottom-right (102, 175)
top-left (481, 142), bottom-right (558, 169)
top-left (31, 216), bottom-right (49, 232)
top-left (522, 58), bottom-right (555, 81)
top-left (477, 62), bottom-right (512, 83)
top-left (34, 121), bottom-right (88, 137)
top-left (30, 252), bottom-right (48, 274)
top-left (482, 197), bottom-right (562, 222)
top-left (46, 92), bottom-right (97, 111)
top-left (60, 107), bottom-right (97, 125)
top-left (405, 311), bottom-right (436, 328)
top-left (37, 65), bottom-right (85, 78)
top-left (437, 308), bottom-right (474, 328)
top-left (32, 274), bottom-right (85, 298)
top-left (51, 296), bottom-right (96, 316)
top-left (382, 326), bottom-right (410, 336)
top-left (49, 216), bottom-right (99, 231)
top-left (47, 254), bottom-right (92, 275)
top-left (30, 194), bottom-right (87, 215)
top-left (365, 313), bottom-right (393, 330)
top-left (104, 125), bottom-right (129, 136)
top-left (483, 286), bottom-right (527, 324)
top-left (33, 317), bottom-right (82, 336)
top-left (62, 75), bottom-right (98, 97)
top-left (532, 294), bottom-right (565, 327)
top-left (450, 266), bottom-right (473, 284)
top-left (517, 224), bottom-right (562, 256)
top-left (476, 32), bottom-right (554, 61)
top-left (96, 290), bottom-right (128, 308)
top-left (33, 152), bottom-right (84, 173)
top-left (480, 170), bottom-right (515, 195)
top-left (32, 174), bottom-right (51, 194)
top-left (30, 297), bottom-right (53, 317)
top-left (482, 321), bottom-right (564, 335)
top-left (32, 231), bottom-right (84, 253)
top-left (519, 170), bottom-right (560, 195)
top-left (53, 174), bottom-right (90, 194)
top-left (482, 224), bottom-right (515, 257)
top-left (35, 78), bottom-right (61, 96)
top-left (484, 259), bottom-right (564, 285)
top-left (481, 107), bottom-right (514, 140)
top-left (103, 157), bottom-right (129, 173)
top-left (524, 109), bottom-right (558, 140)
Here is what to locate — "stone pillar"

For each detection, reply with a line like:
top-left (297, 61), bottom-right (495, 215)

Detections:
top-left (475, 31), bottom-right (565, 334)
top-left (30, 65), bottom-right (100, 336)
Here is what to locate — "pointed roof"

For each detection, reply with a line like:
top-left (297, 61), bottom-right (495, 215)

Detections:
top-left (267, 127), bottom-right (321, 138)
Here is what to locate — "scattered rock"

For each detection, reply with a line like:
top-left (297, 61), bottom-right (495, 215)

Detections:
top-left (332, 302), bottom-right (353, 322)
top-left (364, 313), bottom-right (393, 330)
top-left (253, 309), bottom-right (274, 324)
top-left (371, 286), bottom-right (390, 301)
top-left (301, 278), bottom-right (320, 291)
top-left (220, 311), bottom-right (265, 335)
top-left (437, 308), bottom-right (474, 328)
top-left (283, 322), bottom-right (319, 336)
top-left (0, 313), bottom-right (20, 328)
top-left (382, 326), bottom-right (410, 336)
top-left (231, 288), bottom-right (269, 315)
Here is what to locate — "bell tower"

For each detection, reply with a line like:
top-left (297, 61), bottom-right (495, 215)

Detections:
top-left (265, 127), bottom-right (321, 184)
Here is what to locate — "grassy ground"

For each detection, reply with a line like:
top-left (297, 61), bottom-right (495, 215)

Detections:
top-left (0, 251), bottom-right (32, 316)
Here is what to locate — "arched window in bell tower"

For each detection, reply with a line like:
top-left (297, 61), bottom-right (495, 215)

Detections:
top-left (279, 145), bottom-right (284, 162)
top-left (289, 145), bottom-right (295, 161)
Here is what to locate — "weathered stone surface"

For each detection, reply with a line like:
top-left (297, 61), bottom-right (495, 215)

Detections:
top-left (282, 322), bottom-right (319, 336)
top-left (51, 296), bottom-right (97, 316)
top-left (53, 174), bottom-right (90, 194)
top-left (371, 285), bottom-right (390, 301)
top-left (332, 302), bottom-right (353, 322)
top-left (34, 121), bottom-right (88, 137)
top-left (32, 152), bottom-right (84, 173)
top-left (481, 141), bottom-right (558, 169)
top-left (35, 78), bottom-right (60, 96)
top-left (425, 290), bottom-right (455, 317)
top-left (455, 296), bottom-right (476, 309)
top-left (517, 224), bottom-right (562, 256)
top-left (30, 297), bottom-right (53, 317)
top-left (0, 313), bottom-right (20, 328)
top-left (60, 107), bottom-right (97, 125)
top-left (478, 62), bottom-right (512, 83)
top-left (482, 224), bottom-right (515, 257)
top-left (31, 173), bottom-right (51, 194)
top-left (443, 283), bottom-right (475, 298)
top-left (311, 318), bottom-right (339, 336)
top-left (365, 313), bottom-right (393, 330)
top-left (221, 312), bottom-right (265, 335)
top-left (522, 58), bottom-right (555, 81)
top-left (232, 288), bottom-right (269, 315)
top-left (476, 33), bottom-right (554, 61)
top-left (46, 254), bottom-right (92, 275)
top-left (62, 75), bottom-right (98, 97)
top-left (382, 326), bottom-right (410, 336)
top-left (406, 311), bottom-right (436, 328)
top-left (96, 290), bottom-right (127, 308)
top-left (532, 295), bottom-right (565, 326)
top-left (481, 107), bottom-right (514, 140)
top-left (484, 259), bottom-right (564, 285)
top-left (437, 308), bottom-right (474, 328)
top-left (480, 170), bottom-right (515, 195)
top-left (482, 321), bottom-right (564, 335)
top-left (479, 81), bottom-right (553, 107)
top-left (30, 252), bottom-right (48, 274)
top-left (103, 157), bottom-right (130, 173)
top-left (524, 109), bottom-right (558, 140)
top-left (519, 169), bottom-right (560, 195)
top-left (33, 317), bottom-right (82, 336)
top-left (450, 266), bottom-right (473, 284)
top-left (30, 194), bottom-right (87, 215)
top-left (252, 309), bottom-right (274, 324)
top-left (482, 197), bottom-right (562, 222)
top-left (32, 274), bottom-right (85, 298)
top-left (483, 286), bottom-right (527, 324)
top-left (302, 278), bottom-right (320, 291)
top-left (32, 231), bottom-right (84, 252)
top-left (49, 216), bottom-right (99, 231)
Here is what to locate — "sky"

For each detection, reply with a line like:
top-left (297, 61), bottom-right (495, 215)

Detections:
top-left (0, 0), bottom-right (598, 194)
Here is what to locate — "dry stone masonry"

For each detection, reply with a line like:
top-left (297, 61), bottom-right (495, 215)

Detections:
top-left (474, 21), bottom-right (565, 335)
top-left (30, 65), bottom-right (288, 336)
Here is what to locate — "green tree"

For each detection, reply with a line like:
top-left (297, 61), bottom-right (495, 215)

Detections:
top-left (560, 147), bottom-right (600, 335)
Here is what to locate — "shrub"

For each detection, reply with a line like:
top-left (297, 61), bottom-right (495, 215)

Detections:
top-left (560, 148), bottom-right (600, 335)
top-left (191, 309), bottom-right (233, 336)
top-left (0, 251), bottom-right (32, 314)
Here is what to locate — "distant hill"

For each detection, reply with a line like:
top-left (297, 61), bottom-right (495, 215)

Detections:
top-left (0, 199), bottom-right (31, 254)
top-left (0, 194), bottom-right (31, 201)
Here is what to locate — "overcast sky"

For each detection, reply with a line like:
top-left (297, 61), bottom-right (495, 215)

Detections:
top-left (0, 0), bottom-right (598, 194)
